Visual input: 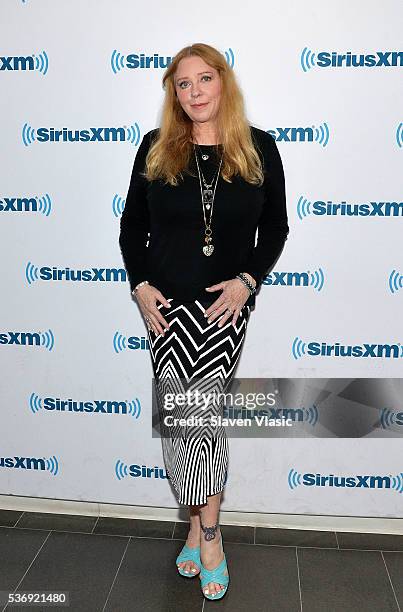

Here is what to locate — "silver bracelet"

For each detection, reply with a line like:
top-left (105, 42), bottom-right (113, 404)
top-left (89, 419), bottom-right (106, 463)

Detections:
top-left (236, 273), bottom-right (256, 295)
top-left (131, 280), bottom-right (149, 296)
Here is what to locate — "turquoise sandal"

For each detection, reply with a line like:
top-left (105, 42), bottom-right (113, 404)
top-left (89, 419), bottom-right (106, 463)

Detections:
top-left (199, 534), bottom-right (230, 600)
top-left (176, 543), bottom-right (201, 577)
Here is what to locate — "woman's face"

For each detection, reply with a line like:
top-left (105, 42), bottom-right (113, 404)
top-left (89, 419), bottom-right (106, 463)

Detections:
top-left (174, 55), bottom-right (221, 127)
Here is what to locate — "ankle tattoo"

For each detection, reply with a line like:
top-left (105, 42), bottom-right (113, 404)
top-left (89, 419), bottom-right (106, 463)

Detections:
top-left (201, 521), bottom-right (219, 542)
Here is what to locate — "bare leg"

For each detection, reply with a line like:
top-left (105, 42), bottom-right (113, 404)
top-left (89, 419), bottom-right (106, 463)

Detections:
top-left (177, 505), bottom-right (201, 575)
top-left (199, 491), bottom-right (228, 596)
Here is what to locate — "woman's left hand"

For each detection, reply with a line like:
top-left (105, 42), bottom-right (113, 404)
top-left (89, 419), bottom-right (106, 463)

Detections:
top-left (203, 278), bottom-right (252, 327)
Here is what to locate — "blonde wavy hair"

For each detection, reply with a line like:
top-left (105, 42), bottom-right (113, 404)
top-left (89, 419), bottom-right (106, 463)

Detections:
top-left (144, 43), bottom-right (264, 187)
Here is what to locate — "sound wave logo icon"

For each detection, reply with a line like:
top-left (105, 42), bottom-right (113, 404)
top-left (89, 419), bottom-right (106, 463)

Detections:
top-left (125, 124), bottom-right (140, 144)
top-left (297, 195), bottom-right (312, 219)
top-left (310, 268), bottom-right (324, 291)
top-left (392, 474), bottom-right (403, 493)
top-left (304, 405), bottom-right (318, 426)
top-left (224, 48), bottom-right (235, 68)
top-left (388, 269), bottom-right (403, 294)
top-left (314, 122), bottom-right (329, 146)
top-left (300, 47), bottom-right (316, 72)
top-left (25, 261), bottom-right (39, 284)
top-left (111, 50), bottom-right (125, 73)
top-left (112, 194), bottom-right (125, 217)
top-left (37, 193), bottom-right (52, 215)
top-left (380, 408), bottom-right (402, 429)
top-left (128, 399), bottom-right (141, 418)
top-left (22, 123), bottom-right (36, 146)
top-left (396, 123), bottom-right (403, 147)
top-left (288, 468), bottom-right (302, 489)
top-left (34, 50), bottom-right (49, 74)
top-left (115, 459), bottom-right (129, 480)
top-left (292, 337), bottom-right (307, 360)
top-left (41, 330), bottom-right (55, 351)
top-left (46, 456), bottom-right (59, 476)
top-left (113, 332), bottom-right (127, 353)
top-left (29, 392), bottom-right (43, 413)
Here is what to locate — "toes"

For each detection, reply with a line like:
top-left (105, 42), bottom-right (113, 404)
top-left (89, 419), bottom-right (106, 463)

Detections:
top-left (204, 582), bottom-right (223, 596)
top-left (178, 560), bottom-right (198, 574)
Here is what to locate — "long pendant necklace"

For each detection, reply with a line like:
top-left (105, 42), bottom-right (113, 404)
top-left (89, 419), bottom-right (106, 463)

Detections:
top-left (193, 143), bottom-right (223, 257)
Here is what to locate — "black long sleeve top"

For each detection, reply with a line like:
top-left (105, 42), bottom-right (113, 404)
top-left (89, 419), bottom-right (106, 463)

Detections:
top-left (119, 125), bottom-right (289, 308)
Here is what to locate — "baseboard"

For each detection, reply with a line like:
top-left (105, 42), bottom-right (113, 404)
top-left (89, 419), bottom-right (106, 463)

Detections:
top-left (1, 494), bottom-right (402, 535)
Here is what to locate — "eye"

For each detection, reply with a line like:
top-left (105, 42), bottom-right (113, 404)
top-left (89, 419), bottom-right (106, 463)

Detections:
top-left (201, 75), bottom-right (212, 81)
top-left (178, 81), bottom-right (188, 89)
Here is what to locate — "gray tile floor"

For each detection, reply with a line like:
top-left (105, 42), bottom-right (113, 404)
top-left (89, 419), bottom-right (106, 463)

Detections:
top-left (0, 509), bottom-right (402, 611)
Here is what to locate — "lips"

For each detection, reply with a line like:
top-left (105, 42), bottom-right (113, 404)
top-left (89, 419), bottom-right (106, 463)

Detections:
top-left (191, 102), bottom-right (208, 108)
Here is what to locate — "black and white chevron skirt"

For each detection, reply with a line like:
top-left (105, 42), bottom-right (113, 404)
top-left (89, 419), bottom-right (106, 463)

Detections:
top-left (147, 298), bottom-right (251, 505)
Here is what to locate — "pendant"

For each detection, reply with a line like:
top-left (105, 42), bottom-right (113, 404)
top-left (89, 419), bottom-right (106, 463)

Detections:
top-left (203, 189), bottom-right (213, 204)
top-left (203, 244), bottom-right (214, 256)
top-left (202, 154), bottom-right (209, 160)
top-left (205, 204), bottom-right (211, 210)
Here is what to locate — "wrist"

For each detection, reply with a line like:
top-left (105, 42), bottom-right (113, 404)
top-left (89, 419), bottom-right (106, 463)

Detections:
top-left (131, 280), bottom-right (149, 296)
top-left (235, 272), bottom-right (256, 295)
top-left (240, 272), bottom-right (256, 289)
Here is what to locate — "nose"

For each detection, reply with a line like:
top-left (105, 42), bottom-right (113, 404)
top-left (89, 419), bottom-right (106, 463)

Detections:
top-left (190, 83), bottom-right (201, 98)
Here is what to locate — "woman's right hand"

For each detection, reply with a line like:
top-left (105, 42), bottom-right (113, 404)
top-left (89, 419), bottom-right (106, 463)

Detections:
top-left (134, 284), bottom-right (171, 337)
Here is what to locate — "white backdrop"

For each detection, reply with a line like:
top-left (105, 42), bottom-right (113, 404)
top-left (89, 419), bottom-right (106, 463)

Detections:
top-left (1, 0), bottom-right (402, 517)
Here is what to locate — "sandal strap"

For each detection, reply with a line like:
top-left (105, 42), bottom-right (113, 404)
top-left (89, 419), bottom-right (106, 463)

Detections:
top-left (200, 556), bottom-right (229, 588)
top-left (176, 544), bottom-right (201, 565)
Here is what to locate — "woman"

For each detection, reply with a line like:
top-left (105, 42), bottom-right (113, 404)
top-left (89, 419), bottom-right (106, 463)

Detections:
top-left (119, 42), bottom-right (289, 601)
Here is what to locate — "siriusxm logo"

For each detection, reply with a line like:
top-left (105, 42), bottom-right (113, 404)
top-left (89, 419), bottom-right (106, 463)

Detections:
top-left (29, 393), bottom-right (141, 418)
top-left (301, 48), bottom-right (403, 72)
top-left (0, 330), bottom-right (54, 351)
top-left (0, 194), bottom-right (52, 215)
top-left (110, 48), bottom-right (234, 73)
top-left (223, 405), bottom-right (318, 426)
top-left (1, 51), bottom-right (48, 74)
top-left (25, 262), bottom-right (126, 284)
top-left (292, 338), bottom-right (403, 360)
top-left (297, 197), bottom-right (403, 220)
top-left (113, 332), bottom-right (149, 352)
top-left (267, 123), bottom-right (329, 146)
top-left (381, 409), bottom-right (403, 428)
top-left (115, 461), bottom-right (167, 480)
top-left (22, 122), bottom-right (140, 146)
top-left (262, 269), bottom-right (324, 291)
top-left (0, 455), bottom-right (59, 475)
top-left (389, 269), bottom-right (403, 294)
top-left (288, 468), bottom-right (403, 495)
